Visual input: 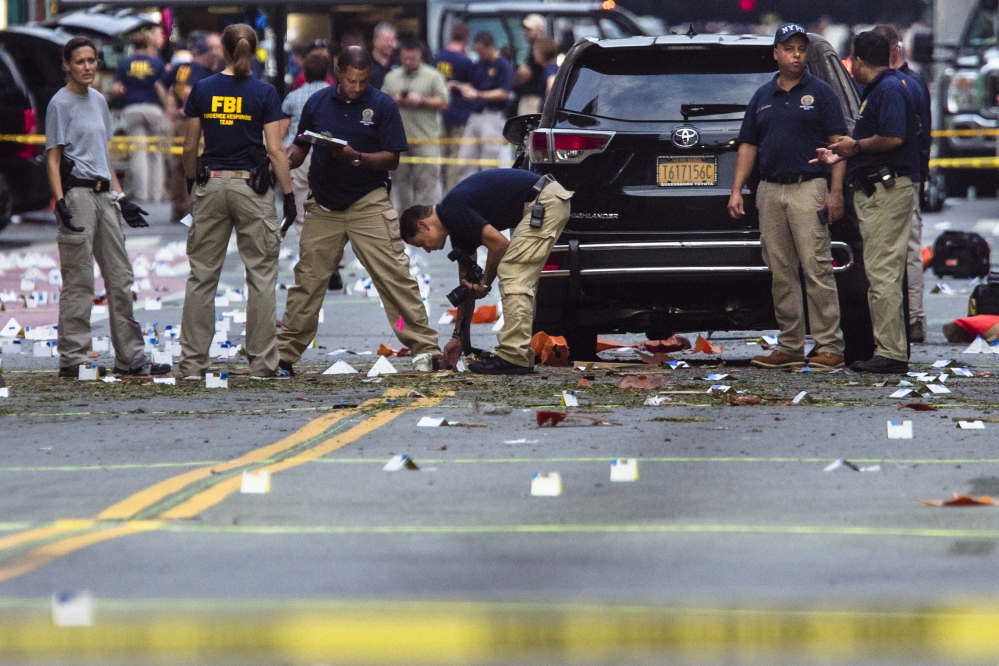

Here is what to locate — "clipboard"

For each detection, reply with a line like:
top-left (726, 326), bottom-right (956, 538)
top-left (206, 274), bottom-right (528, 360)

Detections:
top-left (296, 131), bottom-right (348, 152)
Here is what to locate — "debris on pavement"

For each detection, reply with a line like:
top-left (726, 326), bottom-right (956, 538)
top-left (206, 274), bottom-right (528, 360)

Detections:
top-left (205, 373), bottom-right (228, 389)
top-left (536, 410), bottom-right (621, 427)
top-left (504, 438), bottom-right (539, 445)
top-left (824, 459), bottom-right (881, 472)
top-left (958, 420), bottom-right (986, 429)
top-left (324, 360), bottom-right (358, 375)
top-left (920, 494), bottom-right (997, 507)
top-left (531, 332), bottom-right (570, 367)
top-left (561, 390), bottom-right (578, 407)
top-left (963, 336), bottom-right (993, 353)
top-left (367, 356), bottom-right (397, 377)
top-left (617, 375), bottom-right (665, 390)
top-left (691, 335), bottom-right (724, 355)
top-left (791, 391), bottom-right (812, 405)
top-left (706, 385), bottom-right (731, 394)
top-left (531, 472), bottom-right (562, 496)
top-left (887, 420), bottom-right (913, 439)
top-left (898, 403), bottom-right (937, 411)
top-left (418, 417), bottom-right (451, 427)
top-left (644, 395), bottom-right (671, 406)
top-left (51, 591), bottom-right (93, 627)
top-left (729, 395), bottom-right (762, 406)
top-left (383, 454), bottom-right (420, 471)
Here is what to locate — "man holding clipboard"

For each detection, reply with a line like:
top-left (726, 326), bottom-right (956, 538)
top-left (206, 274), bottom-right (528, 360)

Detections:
top-left (277, 46), bottom-right (443, 374)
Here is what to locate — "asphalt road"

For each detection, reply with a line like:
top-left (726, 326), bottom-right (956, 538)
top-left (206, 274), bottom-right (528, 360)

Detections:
top-left (0, 197), bottom-right (998, 665)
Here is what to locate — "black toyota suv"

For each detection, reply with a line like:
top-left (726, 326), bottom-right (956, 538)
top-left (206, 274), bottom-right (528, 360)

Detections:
top-left (505, 33), bottom-right (880, 364)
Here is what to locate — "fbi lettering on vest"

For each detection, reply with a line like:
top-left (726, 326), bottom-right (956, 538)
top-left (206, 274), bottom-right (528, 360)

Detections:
top-left (207, 96), bottom-right (251, 125)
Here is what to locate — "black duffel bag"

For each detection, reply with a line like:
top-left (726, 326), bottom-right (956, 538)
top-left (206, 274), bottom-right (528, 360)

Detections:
top-left (931, 231), bottom-right (991, 279)
top-left (969, 272), bottom-right (999, 315)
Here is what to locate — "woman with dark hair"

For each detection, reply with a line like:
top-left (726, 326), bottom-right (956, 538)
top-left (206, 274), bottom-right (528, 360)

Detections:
top-left (179, 23), bottom-right (295, 380)
top-left (45, 36), bottom-right (168, 378)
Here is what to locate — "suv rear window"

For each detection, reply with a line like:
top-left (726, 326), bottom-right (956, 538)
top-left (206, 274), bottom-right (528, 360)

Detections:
top-left (561, 47), bottom-right (777, 122)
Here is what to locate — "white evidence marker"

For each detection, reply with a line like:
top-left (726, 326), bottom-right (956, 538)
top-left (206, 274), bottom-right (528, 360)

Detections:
top-left (958, 420), bottom-right (985, 429)
top-left (51, 591), bottom-right (93, 627)
top-left (383, 454), bottom-right (419, 471)
top-left (205, 373), bottom-right (228, 389)
top-left (561, 390), bottom-right (578, 407)
top-left (153, 377), bottom-right (176, 385)
top-left (887, 420), bottom-right (913, 439)
top-left (367, 356), bottom-right (397, 377)
top-left (323, 360), bottom-right (357, 374)
top-left (926, 384), bottom-right (951, 394)
top-left (152, 351), bottom-right (173, 365)
top-left (240, 470), bottom-right (271, 493)
top-left (77, 365), bottom-right (99, 381)
top-left (417, 417), bottom-right (449, 427)
top-left (531, 472), bottom-right (562, 496)
top-left (610, 458), bottom-right (639, 482)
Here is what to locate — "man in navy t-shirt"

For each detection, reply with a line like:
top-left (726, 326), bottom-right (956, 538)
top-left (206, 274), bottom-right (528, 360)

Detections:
top-left (434, 20), bottom-right (474, 192)
top-left (729, 23), bottom-right (848, 372)
top-left (399, 168), bottom-right (573, 375)
top-left (276, 46), bottom-right (442, 374)
top-left (453, 32), bottom-right (513, 181)
top-left (814, 30), bottom-right (917, 374)
top-left (113, 30), bottom-right (168, 203)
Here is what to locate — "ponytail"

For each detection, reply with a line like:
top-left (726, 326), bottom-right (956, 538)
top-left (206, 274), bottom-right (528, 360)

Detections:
top-left (221, 24), bottom-right (258, 80)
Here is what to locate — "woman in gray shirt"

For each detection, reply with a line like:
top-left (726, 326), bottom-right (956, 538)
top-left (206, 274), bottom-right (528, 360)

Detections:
top-left (45, 36), bottom-right (169, 378)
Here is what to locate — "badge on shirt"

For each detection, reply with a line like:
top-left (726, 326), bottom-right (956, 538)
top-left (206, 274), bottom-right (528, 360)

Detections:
top-left (800, 94), bottom-right (814, 110)
top-left (488, 68), bottom-right (497, 77)
top-left (361, 108), bottom-right (374, 126)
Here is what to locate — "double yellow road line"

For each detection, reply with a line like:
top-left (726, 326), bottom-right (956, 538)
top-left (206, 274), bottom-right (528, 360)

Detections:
top-left (0, 388), bottom-right (440, 585)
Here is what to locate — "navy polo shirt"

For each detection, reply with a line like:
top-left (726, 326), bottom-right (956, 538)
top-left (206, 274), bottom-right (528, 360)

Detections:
top-left (184, 73), bottom-right (283, 171)
top-left (437, 169), bottom-right (540, 253)
top-left (295, 84), bottom-right (409, 211)
top-left (434, 49), bottom-right (474, 127)
top-left (469, 56), bottom-right (513, 113)
top-left (737, 71), bottom-right (847, 179)
top-left (114, 55), bottom-right (166, 107)
top-left (848, 69), bottom-right (919, 182)
top-left (161, 61), bottom-right (211, 103)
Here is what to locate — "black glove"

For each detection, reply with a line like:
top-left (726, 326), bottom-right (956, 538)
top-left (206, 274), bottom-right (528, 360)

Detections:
top-left (187, 177), bottom-right (195, 195)
top-left (119, 196), bottom-right (149, 228)
top-left (280, 192), bottom-right (296, 238)
top-left (55, 198), bottom-right (84, 233)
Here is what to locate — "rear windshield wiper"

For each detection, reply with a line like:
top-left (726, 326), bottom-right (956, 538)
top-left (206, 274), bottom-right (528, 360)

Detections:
top-left (680, 103), bottom-right (748, 121)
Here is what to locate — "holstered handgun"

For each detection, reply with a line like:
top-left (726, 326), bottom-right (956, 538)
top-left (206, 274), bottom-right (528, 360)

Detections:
top-left (195, 157), bottom-right (210, 186)
top-left (247, 145), bottom-right (273, 195)
top-left (59, 153), bottom-right (74, 191)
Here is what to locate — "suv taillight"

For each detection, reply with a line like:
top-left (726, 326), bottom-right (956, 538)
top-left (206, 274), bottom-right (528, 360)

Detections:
top-left (551, 131), bottom-right (613, 164)
top-left (529, 130), bottom-right (551, 164)
top-left (16, 108), bottom-right (38, 159)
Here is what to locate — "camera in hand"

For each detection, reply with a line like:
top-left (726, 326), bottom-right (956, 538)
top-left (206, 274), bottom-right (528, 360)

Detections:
top-left (446, 249), bottom-right (484, 307)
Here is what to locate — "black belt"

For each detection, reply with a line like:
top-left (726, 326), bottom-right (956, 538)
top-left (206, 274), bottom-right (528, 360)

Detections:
top-left (763, 173), bottom-right (827, 185)
top-left (66, 176), bottom-right (111, 192)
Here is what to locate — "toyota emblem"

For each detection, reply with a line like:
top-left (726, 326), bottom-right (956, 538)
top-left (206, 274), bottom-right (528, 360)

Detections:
top-left (671, 127), bottom-right (700, 149)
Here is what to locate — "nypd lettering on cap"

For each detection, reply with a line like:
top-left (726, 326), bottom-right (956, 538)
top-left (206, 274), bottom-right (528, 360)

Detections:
top-left (774, 23), bottom-right (808, 45)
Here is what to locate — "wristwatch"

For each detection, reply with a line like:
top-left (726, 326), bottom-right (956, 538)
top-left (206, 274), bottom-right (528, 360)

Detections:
top-left (351, 154), bottom-right (362, 167)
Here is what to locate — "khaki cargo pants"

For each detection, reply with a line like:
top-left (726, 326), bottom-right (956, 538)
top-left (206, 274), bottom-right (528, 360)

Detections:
top-left (458, 111), bottom-right (505, 181)
top-left (854, 176), bottom-right (915, 362)
top-left (391, 142), bottom-right (442, 213)
top-left (756, 178), bottom-right (845, 357)
top-left (179, 174), bottom-right (281, 377)
top-left (906, 187), bottom-right (925, 325)
top-left (278, 187), bottom-right (440, 363)
top-left (494, 181), bottom-right (573, 368)
top-left (57, 188), bottom-right (147, 370)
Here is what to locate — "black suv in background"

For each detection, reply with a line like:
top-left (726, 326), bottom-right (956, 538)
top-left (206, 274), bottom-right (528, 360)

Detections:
top-left (505, 33), bottom-right (878, 364)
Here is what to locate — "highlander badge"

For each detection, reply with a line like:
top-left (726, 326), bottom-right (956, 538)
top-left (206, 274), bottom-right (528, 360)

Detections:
top-left (671, 127), bottom-right (700, 149)
top-left (570, 213), bottom-right (619, 219)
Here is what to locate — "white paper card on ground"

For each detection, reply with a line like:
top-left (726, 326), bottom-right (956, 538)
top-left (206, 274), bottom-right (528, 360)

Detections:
top-left (179, 214), bottom-right (193, 227)
top-left (144, 297), bottom-right (162, 310)
top-left (152, 351), bottom-right (172, 365)
top-left (644, 395), bottom-right (669, 406)
top-left (531, 472), bottom-right (562, 496)
top-left (164, 341), bottom-right (181, 356)
top-left (926, 384), bottom-right (951, 394)
top-left (153, 377), bottom-right (176, 385)
top-left (438, 311), bottom-right (454, 325)
top-left (561, 390), bottom-right (578, 407)
top-left (932, 360), bottom-right (955, 368)
top-left (0, 388), bottom-right (8, 397)
top-left (887, 420), bottom-right (913, 439)
top-left (77, 365), bottom-right (98, 381)
top-left (762, 335), bottom-right (778, 345)
top-left (205, 373), bottom-right (228, 389)
top-left (792, 391), bottom-right (808, 404)
top-left (706, 373), bottom-right (729, 381)
top-left (964, 337), bottom-right (991, 353)
top-left (2, 340), bottom-right (23, 355)
top-left (952, 368), bottom-right (974, 377)
top-left (383, 454), bottom-right (419, 471)
top-left (214, 295), bottom-right (229, 307)
top-left (32, 341), bottom-right (52, 357)
top-left (890, 388), bottom-right (913, 398)
top-left (418, 417), bottom-right (448, 427)
top-left (91, 305), bottom-right (107, 315)
top-left (959, 420), bottom-right (986, 429)
top-left (610, 458), bottom-right (639, 482)
top-left (0, 318), bottom-right (20, 337)
top-left (240, 470), bottom-right (271, 493)
top-left (707, 385), bottom-right (731, 393)
top-left (323, 360), bottom-right (358, 375)
top-left (367, 356), bottom-right (396, 377)
top-left (232, 311), bottom-right (247, 324)
top-left (215, 318), bottom-right (230, 332)
top-left (411, 353), bottom-right (432, 372)
top-left (100, 376), bottom-right (119, 384)
top-left (91, 337), bottom-right (109, 352)
top-left (52, 591), bottom-right (93, 627)
top-left (456, 358), bottom-right (466, 372)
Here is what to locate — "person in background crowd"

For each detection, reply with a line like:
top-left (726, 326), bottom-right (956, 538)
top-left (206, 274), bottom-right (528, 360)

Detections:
top-left (382, 37), bottom-right (449, 213)
top-left (180, 23), bottom-right (295, 380)
top-left (47, 36), bottom-right (167, 379)
top-left (513, 14), bottom-right (546, 116)
top-left (288, 42), bottom-right (314, 91)
top-left (114, 30), bottom-right (168, 204)
top-left (279, 50), bottom-right (331, 253)
top-left (369, 22), bottom-right (398, 90)
top-left (454, 32), bottom-right (513, 180)
top-left (875, 23), bottom-right (932, 343)
top-left (433, 20), bottom-right (473, 193)
top-left (206, 32), bottom-right (225, 73)
top-left (291, 40), bottom-right (335, 91)
top-left (162, 36), bottom-right (213, 223)
top-left (147, 25), bottom-right (166, 57)
top-left (813, 30), bottom-right (919, 374)
top-left (730, 23), bottom-right (847, 371)
top-left (278, 46), bottom-right (443, 376)
top-left (534, 37), bottom-right (560, 109)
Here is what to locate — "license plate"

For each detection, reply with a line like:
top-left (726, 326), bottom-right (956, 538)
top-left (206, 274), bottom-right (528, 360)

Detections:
top-left (657, 156), bottom-right (717, 187)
